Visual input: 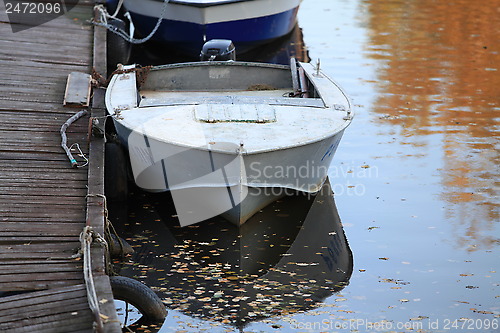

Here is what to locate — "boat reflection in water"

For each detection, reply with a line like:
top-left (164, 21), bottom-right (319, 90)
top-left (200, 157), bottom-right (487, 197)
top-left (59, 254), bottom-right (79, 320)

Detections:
top-left (113, 178), bottom-right (353, 328)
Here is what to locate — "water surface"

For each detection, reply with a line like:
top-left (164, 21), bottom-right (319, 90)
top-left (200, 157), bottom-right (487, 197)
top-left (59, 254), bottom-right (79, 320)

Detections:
top-left (111, 0), bottom-right (499, 331)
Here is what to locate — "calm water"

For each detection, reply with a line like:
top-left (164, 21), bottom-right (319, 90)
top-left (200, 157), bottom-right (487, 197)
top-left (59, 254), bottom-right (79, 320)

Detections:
top-left (111, 0), bottom-right (500, 331)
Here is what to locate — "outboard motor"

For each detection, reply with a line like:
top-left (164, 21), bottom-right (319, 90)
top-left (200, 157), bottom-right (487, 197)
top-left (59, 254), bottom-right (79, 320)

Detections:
top-left (200, 39), bottom-right (236, 61)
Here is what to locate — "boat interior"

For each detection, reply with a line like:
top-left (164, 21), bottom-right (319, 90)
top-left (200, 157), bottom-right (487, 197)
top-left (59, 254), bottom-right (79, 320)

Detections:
top-left (137, 61), bottom-right (325, 109)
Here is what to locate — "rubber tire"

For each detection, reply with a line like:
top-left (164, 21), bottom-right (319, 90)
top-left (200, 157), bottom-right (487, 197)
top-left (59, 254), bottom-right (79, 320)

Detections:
top-left (110, 276), bottom-right (167, 330)
top-left (105, 142), bottom-right (128, 202)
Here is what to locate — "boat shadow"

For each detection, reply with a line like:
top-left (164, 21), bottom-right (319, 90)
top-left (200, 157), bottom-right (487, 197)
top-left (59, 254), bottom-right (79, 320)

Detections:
top-left (110, 178), bottom-right (353, 328)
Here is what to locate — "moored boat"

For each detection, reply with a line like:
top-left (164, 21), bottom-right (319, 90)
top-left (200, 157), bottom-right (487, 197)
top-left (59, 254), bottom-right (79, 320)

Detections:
top-left (105, 56), bottom-right (353, 226)
top-left (110, 0), bottom-right (302, 56)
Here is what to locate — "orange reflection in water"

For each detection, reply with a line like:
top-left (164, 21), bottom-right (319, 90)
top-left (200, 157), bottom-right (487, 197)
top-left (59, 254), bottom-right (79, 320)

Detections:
top-left (363, 0), bottom-right (500, 250)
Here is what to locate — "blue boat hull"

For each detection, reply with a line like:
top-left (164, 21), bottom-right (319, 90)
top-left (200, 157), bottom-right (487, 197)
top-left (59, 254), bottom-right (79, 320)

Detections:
top-left (128, 6), bottom-right (300, 55)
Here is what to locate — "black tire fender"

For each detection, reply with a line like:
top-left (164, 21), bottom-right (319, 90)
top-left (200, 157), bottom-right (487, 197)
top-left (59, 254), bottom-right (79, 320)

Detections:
top-left (105, 142), bottom-right (128, 202)
top-left (107, 17), bottom-right (132, 69)
top-left (110, 276), bottom-right (167, 329)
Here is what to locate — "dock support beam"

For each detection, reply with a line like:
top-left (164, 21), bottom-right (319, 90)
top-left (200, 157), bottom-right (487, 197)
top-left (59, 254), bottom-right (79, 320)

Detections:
top-left (83, 3), bottom-right (121, 332)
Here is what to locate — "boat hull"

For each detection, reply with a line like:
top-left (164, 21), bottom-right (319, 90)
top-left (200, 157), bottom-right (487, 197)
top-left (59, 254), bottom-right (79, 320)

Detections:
top-left (123, 0), bottom-right (301, 55)
top-left (113, 119), bottom-right (345, 226)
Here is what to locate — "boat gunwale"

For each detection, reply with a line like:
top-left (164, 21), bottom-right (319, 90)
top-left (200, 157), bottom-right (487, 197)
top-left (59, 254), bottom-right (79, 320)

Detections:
top-left (151, 0), bottom-right (257, 8)
top-left (147, 60), bottom-right (291, 73)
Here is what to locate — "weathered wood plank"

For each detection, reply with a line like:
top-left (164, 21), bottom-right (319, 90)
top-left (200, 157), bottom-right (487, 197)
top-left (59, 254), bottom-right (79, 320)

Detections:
top-left (0, 37), bottom-right (93, 52)
top-left (0, 59), bottom-right (90, 75)
top-left (0, 298), bottom-right (90, 322)
top-left (0, 114), bottom-right (91, 129)
top-left (0, 215), bottom-right (84, 223)
top-left (0, 263), bottom-right (82, 275)
top-left (0, 100), bottom-right (86, 113)
top-left (0, 271), bottom-right (83, 284)
top-left (63, 72), bottom-right (92, 107)
top-left (0, 280), bottom-right (84, 292)
top-left (0, 237), bottom-right (79, 243)
top-left (0, 251), bottom-right (80, 260)
top-left (0, 317), bottom-right (94, 333)
top-left (0, 284), bottom-right (87, 306)
top-left (0, 196), bottom-right (85, 206)
top-left (0, 222), bottom-right (85, 233)
top-left (0, 131), bottom-right (87, 141)
top-left (0, 171), bottom-right (87, 181)
top-left (0, 242), bottom-right (80, 253)
top-left (0, 213), bottom-right (85, 221)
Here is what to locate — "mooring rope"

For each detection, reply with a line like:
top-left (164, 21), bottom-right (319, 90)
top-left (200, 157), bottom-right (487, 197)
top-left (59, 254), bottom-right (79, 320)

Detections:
top-left (80, 225), bottom-right (107, 332)
top-left (61, 110), bottom-right (88, 168)
top-left (79, 193), bottom-right (123, 331)
top-left (86, 193), bottom-right (124, 273)
top-left (92, 0), bottom-right (170, 45)
top-left (110, 0), bottom-right (125, 18)
top-left (80, 193), bottom-right (135, 331)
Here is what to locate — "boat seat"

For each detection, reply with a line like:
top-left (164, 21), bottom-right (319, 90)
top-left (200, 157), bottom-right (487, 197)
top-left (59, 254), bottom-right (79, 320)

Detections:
top-left (139, 94), bottom-right (325, 108)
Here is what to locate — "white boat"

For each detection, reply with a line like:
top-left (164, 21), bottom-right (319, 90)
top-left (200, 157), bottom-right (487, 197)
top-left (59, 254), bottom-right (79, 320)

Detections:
top-left (105, 58), bottom-right (353, 226)
top-left (109, 0), bottom-right (302, 55)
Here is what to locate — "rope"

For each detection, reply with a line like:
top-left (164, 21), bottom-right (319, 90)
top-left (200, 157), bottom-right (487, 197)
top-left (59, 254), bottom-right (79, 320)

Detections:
top-left (61, 110), bottom-right (88, 168)
top-left (80, 225), bottom-right (107, 332)
top-left (110, 0), bottom-right (125, 18)
top-left (86, 193), bottom-right (123, 274)
top-left (69, 143), bottom-right (89, 168)
top-left (92, 0), bottom-right (170, 45)
top-left (80, 193), bottom-right (122, 331)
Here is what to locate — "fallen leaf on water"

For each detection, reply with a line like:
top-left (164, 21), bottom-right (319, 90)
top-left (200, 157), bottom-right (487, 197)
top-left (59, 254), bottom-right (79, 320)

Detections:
top-left (470, 308), bottom-right (494, 315)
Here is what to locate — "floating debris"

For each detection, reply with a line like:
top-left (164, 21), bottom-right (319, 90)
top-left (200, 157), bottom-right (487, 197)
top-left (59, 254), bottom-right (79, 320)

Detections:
top-left (379, 278), bottom-right (410, 285)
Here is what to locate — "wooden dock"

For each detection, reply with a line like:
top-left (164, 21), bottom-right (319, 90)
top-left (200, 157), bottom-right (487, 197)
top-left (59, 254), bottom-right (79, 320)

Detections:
top-left (0, 1), bottom-right (120, 331)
